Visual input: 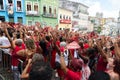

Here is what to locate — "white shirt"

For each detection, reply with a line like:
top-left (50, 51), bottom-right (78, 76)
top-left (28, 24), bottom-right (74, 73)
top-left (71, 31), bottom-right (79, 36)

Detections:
top-left (55, 50), bottom-right (69, 66)
top-left (0, 36), bottom-right (10, 54)
top-left (74, 49), bottom-right (78, 58)
top-left (78, 58), bottom-right (91, 80)
top-left (81, 64), bottom-right (91, 80)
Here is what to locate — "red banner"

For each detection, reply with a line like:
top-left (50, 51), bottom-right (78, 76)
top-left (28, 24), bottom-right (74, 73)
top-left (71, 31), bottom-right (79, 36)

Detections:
top-left (60, 19), bottom-right (71, 24)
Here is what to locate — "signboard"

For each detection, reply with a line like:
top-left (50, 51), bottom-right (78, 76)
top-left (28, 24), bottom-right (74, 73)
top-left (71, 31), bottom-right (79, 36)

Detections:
top-left (60, 19), bottom-right (71, 24)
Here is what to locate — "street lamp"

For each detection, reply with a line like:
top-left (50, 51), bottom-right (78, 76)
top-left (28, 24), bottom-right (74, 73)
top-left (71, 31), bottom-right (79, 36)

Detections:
top-left (27, 11), bottom-right (38, 25)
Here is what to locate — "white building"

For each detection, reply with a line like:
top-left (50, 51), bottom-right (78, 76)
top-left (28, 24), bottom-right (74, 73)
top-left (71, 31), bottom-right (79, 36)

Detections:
top-left (59, 0), bottom-right (92, 32)
top-left (58, 7), bottom-right (73, 30)
top-left (100, 22), bottom-right (118, 36)
top-left (117, 11), bottom-right (120, 34)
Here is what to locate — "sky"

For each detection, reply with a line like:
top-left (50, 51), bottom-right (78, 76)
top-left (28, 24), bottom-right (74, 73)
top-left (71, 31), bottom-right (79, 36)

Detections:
top-left (69, 0), bottom-right (120, 18)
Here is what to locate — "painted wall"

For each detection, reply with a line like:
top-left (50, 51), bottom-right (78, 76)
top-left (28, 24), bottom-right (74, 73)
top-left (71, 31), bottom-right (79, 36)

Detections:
top-left (0, 0), bottom-right (9, 22)
top-left (58, 8), bottom-right (72, 30)
top-left (0, 0), bottom-right (26, 24)
top-left (25, 0), bottom-right (40, 25)
top-left (14, 0), bottom-right (26, 24)
top-left (40, 0), bottom-right (58, 27)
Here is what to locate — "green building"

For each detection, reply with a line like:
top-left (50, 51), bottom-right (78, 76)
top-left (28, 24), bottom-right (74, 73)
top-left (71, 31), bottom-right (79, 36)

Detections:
top-left (25, 0), bottom-right (58, 27)
top-left (25, 0), bottom-right (41, 25)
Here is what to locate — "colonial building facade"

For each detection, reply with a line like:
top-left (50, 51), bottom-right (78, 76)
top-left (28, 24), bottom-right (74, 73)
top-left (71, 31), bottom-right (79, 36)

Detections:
top-left (59, 0), bottom-right (90, 32)
top-left (40, 0), bottom-right (58, 27)
top-left (58, 7), bottom-right (72, 30)
top-left (0, 0), bottom-right (26, 24)
top-left (25, 0), bottom-right (58, 27)
top-left (25, 0), bottom-right (40, 25)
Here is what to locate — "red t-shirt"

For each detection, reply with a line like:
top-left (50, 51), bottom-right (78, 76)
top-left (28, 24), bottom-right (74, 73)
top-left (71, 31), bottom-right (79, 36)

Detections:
top-left (12, 43), bottom-right (26, 66)
top-left (97, 56), bottom-right (107, 71)
top-left (84, 43), bottom-right (89, 49)
top-left (65, 69), bottom-right (82, 80)
top-left (35, 41), bottom-right (39, 53)
top-left (56, 41), bottom-right (60, 47)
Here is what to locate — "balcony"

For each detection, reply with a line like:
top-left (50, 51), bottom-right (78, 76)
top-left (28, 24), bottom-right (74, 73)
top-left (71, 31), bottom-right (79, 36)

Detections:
top-left (7, 5), bottom-right (14, 16)
top-left (42, 13), bottom-right (57, 18)
top-left (73, 14), bottom-right (80, 19)
top-left (26, 11), bottom-right (39, 16)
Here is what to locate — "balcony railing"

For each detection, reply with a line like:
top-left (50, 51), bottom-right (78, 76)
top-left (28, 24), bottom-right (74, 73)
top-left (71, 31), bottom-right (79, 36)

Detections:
top-left (26, 11), bottom-right (39, 16)
top-left (42, 13), bottom-right (57, 18)
top-left (73, 14), bottom-right (80, 19)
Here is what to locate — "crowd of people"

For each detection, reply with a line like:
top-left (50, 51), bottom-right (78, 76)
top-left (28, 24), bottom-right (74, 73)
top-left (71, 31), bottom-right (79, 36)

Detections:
top-left (0, 22), bottom-right (120, 80)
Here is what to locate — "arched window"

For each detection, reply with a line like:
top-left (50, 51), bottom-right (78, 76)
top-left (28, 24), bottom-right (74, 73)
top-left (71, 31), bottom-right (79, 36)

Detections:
top-left (0, 0), bottom-right (4, 10)
top-left (69, 16), bottom-right (71, 20)
top-left (54, 8), bottom-right (56, 14)
top-left (17, 0), bottom-right (22, 11)
top-left (34, 3), bottom-right (38, 12)
top-left (27, 2), bottom-right (32, 11)
top-left (43, 6), bottom-right (46, 14)
top-left (49, 6), bottom-right (52, 14)
top-left (66, 16), bottom-right (68, 20)
top-left (63, 15), bottom-right (65, 19)
top-left (60, 14), bottom-right (62, 19)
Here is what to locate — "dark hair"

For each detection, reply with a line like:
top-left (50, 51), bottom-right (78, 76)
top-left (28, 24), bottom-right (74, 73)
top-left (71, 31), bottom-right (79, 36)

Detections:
top-left (86, 48), bottom-right (95, 57)
top-left (113, 59), bottom-right (120, 76)
top-left (88, 71), bottom-right (110, 80)
top-left (79, 42), bottom-right (84, 49)
top-left (70, 58), bottom-right (82, 72)
top-left (54, 62), bottom-right (61, 69)
top-left (59, 36), bottom-right (66, 42)
top-left (110, 46), bottom-right (114, 51)
top-left (7, 28), bottom-right (15, 37)
top-left (46, 36), bottom-right (50, 42)
top-left (16, 31), bottom-right (20, 39)
top-left (25, 39), bottom-right (35, 50)
top-left (59, 36), bottom-right (63, 42)
top-left (29, 61), bottom-right (53, 80)
top-left (0, 29), bottom-right (3, 36)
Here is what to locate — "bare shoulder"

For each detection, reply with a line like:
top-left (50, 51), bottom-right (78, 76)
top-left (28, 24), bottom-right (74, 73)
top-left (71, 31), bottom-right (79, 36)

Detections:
top-left (111, 73), bottom-right (119, 80)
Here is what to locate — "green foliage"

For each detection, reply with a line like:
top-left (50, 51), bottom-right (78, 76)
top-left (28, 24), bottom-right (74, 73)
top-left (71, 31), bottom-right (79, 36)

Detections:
top-left (97, 26), bottom-right (102, 33)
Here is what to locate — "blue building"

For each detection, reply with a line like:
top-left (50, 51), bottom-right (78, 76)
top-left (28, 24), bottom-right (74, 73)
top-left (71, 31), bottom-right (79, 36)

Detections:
top-left (0, 0), bottom-right (26, 24)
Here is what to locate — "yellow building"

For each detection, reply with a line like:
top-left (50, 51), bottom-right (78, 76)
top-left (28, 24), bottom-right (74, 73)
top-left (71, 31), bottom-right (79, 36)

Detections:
top-left (58, 7), bottom-right (73, 30)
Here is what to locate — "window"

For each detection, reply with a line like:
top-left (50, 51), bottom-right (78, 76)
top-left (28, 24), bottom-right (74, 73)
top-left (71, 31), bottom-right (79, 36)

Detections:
top-left (9, 17), bottom-right (14, 22)
top-left (69, 16), bottom-right (71, 20)
top-left (28, 21), bottom-right (32, 26)
top-left (49, 6), bottom-right (52, 14)
top-left (17, 0), bottom-right (22, 11)
top-left (8, 0), bottom-right (13, 4)
top-left (54, 8), bottom-right (56, 14)
top-left (0, 16), bottom-right (5, 22)
top-left (66, 16), bottom-right (68, 20)
top-left (7, 0), bottom-right (13, 15)
top-left (34, 3), bottom-right (38, 12)
top-left (63, 15), bottom-right (65, 19)
top-left (43, 6), bottom-right (46, 14)
top-left (60, 14), bottom-right (62, 19)
top-left (0, 0), bottom-right (4, 10)
top-left (59, 28), bottom-right (62, 30)
top-left (18, 17), bottom-right (23, 23)
top-left (26, 2), bottom-right (32, 11)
